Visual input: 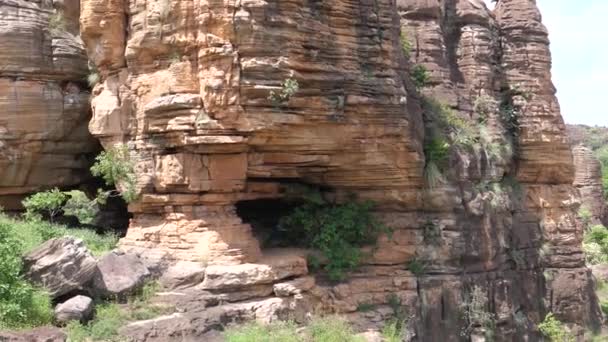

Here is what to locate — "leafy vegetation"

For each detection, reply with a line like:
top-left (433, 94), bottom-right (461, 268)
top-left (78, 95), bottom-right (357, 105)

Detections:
top-left (0, 222), bottom-right (53, 329)
top-left (23, 145), bottom-right (137, 225)
top-left (66, 281), bottom-right (166, 341)
top-left (223, 317), bottom-right (364, 342)
top-left (421, 96), bottom-right (508, 189)
top-left (400, 31), bottom-right (413, 59)
top-left (279, 192), bottom-right (388, 281)
top-left (91, 144), bottom-right (137, 203)
top-left (407, 258), bottom-right (426, 276)
top-left (0, 213), bottom-right (116, 329)
top-left (411, 65), bottom-right (431, 90)
top-left (538, 313), bottom-right (574, 342)
top-left (268, 78), bottom-right (299, 106)
top-left (383, 294), bottom-right (410, 342)
top-left (22, 188), bottom-right (67, 222)
top-left (583, 224), bottom-right (608, 265)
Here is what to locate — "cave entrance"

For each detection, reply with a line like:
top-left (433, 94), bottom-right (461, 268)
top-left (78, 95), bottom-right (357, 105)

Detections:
top-left (235, 198), bottom-right (306, 250)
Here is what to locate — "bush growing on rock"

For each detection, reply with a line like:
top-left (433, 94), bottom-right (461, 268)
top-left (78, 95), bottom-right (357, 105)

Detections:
top-left (279, 193), bottom-right (388, 281)
top-left (91, 144), bottom-right (138, 203)
top-left (538, 313), bottom-right (574, 342)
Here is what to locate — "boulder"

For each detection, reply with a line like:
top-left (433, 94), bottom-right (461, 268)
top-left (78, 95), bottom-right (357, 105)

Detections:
top-left (92, 251), bottom-right (150, 298)
top-left (23, 237), bottom-right (97, 298)
top-left (54, 295), bottom-right (94, 323)
top-left (0, 326), bottom-right (66, 342)
top-left (159, 261), bottom-right (206, 290)
top-left (202, 253), bottom-right (308, 290)
top-left (273, 276), bottom-right (316, 297)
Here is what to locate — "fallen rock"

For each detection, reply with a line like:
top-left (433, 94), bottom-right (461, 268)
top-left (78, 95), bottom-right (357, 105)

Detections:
top-left (202, 253), bottom-right (308, 290)
top-left (92, 251), bottom-right (150, 298)
top-left (119, 297), bottom-right (293, 341)
top-left (273, 276), bottom-right (316, 297)
top-left (23, 237), bottom-right (97, 298)
top-left (54, 295), bottom-right (94, 323)
top-left (0, 326), bottom-right (66, 342)
top-left (159, 261), bottom-right (206, 290)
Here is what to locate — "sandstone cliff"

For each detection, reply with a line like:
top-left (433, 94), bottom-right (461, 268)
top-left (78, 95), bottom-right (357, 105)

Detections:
top-left (76, 0), bottom-right (600, 339)
top-left (0, 0), bottom-right (99, 209)
top-left (572, 145), bottom-right (606, 225)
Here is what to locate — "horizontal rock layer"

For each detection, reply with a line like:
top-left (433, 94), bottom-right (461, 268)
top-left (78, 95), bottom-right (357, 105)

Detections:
top-left (0, 0), bottom-right (98, 209)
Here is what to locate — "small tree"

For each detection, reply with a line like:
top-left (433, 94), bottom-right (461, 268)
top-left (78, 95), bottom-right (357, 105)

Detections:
top-left (91, 144), bottom-right (137, 203)
top-left (411, 65), bottom-right (431, 90)
top-left (22, 189), bottom-right (67, 222)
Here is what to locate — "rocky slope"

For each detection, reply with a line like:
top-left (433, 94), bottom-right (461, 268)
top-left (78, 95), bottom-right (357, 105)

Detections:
top-left (0, 0), bottom-right (99, 210)
top-left (74, 0), bottom-right (603, 340)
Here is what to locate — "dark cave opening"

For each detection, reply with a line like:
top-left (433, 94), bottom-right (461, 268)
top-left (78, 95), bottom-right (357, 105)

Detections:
top-left (235, 198), bottom-right (306, 249)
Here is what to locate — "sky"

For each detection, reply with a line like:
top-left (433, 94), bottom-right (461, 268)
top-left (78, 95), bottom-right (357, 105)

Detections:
top-left (483, 0), bottom-right (606, 126)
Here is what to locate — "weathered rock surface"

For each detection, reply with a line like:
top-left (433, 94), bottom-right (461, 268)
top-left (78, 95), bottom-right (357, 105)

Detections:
top-left (0, 0), bottom-right (98, 210)
top-left (0, 327), bottom-right (66, 342)
top-left (23, 237), bottom-right (97, 298)
top-left (573, 145), bottom-right (606, 225)
top-left (202, 252), bottom-right (307, 290)
top-left (92, 251), bottom-right (150, 298)
top-left (54, 295), bottom-right (94, 323)
top-left (119, 297), bottom-right (294, 342)
top-left (159, 261), bottom-right (206, 290)
top-left (78, 0), bottom-right (601, 339)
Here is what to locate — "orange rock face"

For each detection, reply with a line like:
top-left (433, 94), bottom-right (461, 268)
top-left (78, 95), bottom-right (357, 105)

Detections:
top-left (0, 0), bottom-right (98, 209)
top-left (79, 0), bottom-right (601, 338)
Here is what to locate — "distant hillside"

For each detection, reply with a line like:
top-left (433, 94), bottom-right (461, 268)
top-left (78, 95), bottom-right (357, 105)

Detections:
top-left (567, 124), bottom-right (608, 149)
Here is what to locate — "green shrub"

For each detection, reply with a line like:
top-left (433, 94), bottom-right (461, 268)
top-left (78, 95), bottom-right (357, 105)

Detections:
top-left (22, 188), bottom-right (67, 222)
top-left (579, 206), bottom-right (593, 229)
top-left (279, 195), bottom-right (388, 281)
top-left (0, 223), bottom-right (53, 329)
top-left (356, 302), bottom-right (374, 312)
top-left (91, 144), bottom-right (137, 203)
top-left (538, 313), bottom-right (574, 342)
top-left (62, 190), bottom-right (100, 224)
top-left (423, 137), bottom-right (449, 189)
top-left (66, 303), bottom-right (127, 342)
top-left (407, 258), bottom-right (426, 276)
top-left (224, 321), bottom-right (300, 342)
top-left (400, 31), bottom-right (413, 59)
top-left (382, 320), bottom-right (408, 342)
top-left (268, 78), bottom-right (299, 106)
top-left (0, 214), bottom-right (117, 256)
top-left (411, 65), bottom-right (431, 90)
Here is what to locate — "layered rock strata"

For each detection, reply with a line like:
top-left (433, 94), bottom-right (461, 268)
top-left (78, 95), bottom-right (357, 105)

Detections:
top-left (572, 145), bottom-right (606, 225)
top-left (0, 0), bottom-right (99, 209)
top-left (80, 0), bottom-right (601, 339)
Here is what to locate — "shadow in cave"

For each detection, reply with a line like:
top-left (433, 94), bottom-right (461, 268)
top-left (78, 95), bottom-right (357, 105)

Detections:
top-left (236, 198), bottom-right (307, 250)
